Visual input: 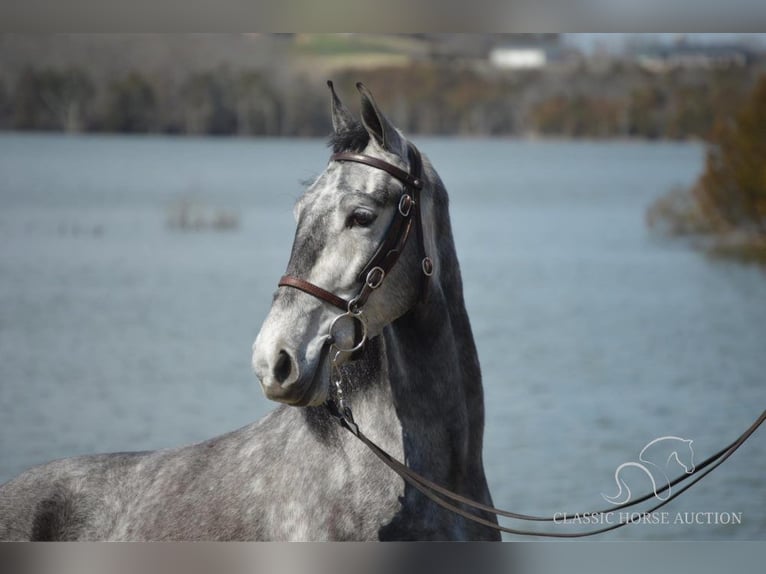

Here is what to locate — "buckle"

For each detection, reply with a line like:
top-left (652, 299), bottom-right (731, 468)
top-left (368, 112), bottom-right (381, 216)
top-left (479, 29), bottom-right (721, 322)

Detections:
top-left (398, 194), bottom-right (413, 217)
top-left (365, 266), bottom-right (385, 289)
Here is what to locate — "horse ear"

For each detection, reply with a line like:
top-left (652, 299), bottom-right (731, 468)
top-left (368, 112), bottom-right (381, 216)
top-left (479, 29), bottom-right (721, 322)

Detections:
top-left (356, 82), bottom-right (404, 155)
top-left (327, 80), bottom-right (357, 133)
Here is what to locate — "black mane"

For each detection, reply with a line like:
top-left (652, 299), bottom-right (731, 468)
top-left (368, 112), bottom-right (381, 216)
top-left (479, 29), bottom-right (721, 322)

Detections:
top-left (328, 123), bottom-right (369, 153)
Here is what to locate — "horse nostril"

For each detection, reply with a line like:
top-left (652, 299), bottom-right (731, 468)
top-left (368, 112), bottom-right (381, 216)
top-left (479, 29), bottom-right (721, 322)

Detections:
top-left (274, 350), bottom-right (293, 384)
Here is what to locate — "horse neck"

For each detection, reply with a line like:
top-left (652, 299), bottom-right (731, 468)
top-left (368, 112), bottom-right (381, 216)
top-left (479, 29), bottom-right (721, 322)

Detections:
top-left (379, 187), bottom-right (487, 487)
top-left (336, 169), bottom-right (488, 496)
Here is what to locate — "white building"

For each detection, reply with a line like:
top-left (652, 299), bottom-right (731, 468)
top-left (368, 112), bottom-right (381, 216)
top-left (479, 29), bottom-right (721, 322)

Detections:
top-left (489, 47), bottom-right (548, 69)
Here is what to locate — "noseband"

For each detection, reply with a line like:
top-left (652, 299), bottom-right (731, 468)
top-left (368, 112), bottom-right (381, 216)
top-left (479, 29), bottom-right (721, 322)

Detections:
top-left (278, 142), bottom-right (433, 322)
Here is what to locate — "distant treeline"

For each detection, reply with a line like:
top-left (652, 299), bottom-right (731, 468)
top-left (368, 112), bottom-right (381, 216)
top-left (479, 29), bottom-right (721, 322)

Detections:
top-left (0, 61), bottom-right (762, 139)
top-left (647, 74), bottom-right (766, 263)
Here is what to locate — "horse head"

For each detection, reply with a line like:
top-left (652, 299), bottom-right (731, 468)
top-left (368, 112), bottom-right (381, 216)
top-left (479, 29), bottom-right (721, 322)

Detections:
top-left (639, 436), bottom-right (696, 475)
top-left (670, 438), bottom-right (696, 474)
top-left (252, 82), bottom-right (432, 406)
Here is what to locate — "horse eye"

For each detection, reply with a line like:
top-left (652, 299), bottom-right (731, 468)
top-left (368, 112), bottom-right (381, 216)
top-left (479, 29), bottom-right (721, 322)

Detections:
top-left (347, 209), bottom-right (377, 228)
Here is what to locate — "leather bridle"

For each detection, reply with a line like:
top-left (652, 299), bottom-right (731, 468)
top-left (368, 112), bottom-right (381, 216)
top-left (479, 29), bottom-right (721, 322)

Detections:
top-left (275, 141), bottom-right (766, 538)
top-left (278, 142), bottom-right (432, 319)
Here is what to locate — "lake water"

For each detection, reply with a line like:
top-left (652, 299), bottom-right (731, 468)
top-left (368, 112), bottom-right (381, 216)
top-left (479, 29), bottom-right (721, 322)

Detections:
top-left (0, 133), bottom-right (764, 540)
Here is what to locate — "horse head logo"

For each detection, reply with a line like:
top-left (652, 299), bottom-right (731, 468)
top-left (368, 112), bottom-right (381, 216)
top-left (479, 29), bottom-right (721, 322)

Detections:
top-left (602, 436), bottom-right (695, 505)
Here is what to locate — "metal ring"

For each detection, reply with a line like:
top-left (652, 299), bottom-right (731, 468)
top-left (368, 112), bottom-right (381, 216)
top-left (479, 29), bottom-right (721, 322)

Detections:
top-left (365, 266), bottom-right (385, 289)
top-left (328, 311), bottom-right (367, 354)
top-left (398, 194), bottom-right (413, 217)
top-left (347, 296), bottom-right (362, 315)
top-left (422, 256), bottom-right (434, 277)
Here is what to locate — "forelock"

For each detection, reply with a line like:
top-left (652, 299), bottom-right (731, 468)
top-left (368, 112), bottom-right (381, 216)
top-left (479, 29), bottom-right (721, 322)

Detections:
top-left (328, 123), bottom-right (370, 153)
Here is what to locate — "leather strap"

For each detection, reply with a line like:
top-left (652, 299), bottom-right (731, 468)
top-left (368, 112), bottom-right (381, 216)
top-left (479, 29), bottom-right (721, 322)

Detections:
top-left (350, 144), bottom-right (428, 307)
top-left (330, 152), bottom-right (423, 191)
top-left (278, 275), bottom-right (349, 312)
top-left (329, 404), bottom-right (766, 538)
top-left (357, 200), bottom-right (413, 282)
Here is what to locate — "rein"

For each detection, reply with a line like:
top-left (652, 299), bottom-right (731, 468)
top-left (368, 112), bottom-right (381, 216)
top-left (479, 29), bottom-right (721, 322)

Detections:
top-left (277, 143), bottom-right (766, 538)
top-left (328, 401), bottom-right (765, 538)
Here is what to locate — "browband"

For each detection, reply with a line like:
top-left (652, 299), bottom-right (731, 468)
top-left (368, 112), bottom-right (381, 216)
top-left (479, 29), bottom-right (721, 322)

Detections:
top-left (329, 152), bottom-right (423, 191)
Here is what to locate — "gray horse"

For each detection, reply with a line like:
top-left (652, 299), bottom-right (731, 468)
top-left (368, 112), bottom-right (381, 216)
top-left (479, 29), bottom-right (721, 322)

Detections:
top-left (0, 83), bottom-right (500, 541)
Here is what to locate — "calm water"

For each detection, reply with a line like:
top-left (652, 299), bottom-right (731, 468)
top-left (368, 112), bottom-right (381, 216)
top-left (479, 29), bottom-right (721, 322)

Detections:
top-left (0, 133), bottom-right (764, 540)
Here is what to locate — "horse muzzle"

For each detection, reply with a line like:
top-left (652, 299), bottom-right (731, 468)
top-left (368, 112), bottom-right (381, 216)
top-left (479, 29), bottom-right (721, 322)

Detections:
top-left (253, 337), bottom-right (331, 407)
